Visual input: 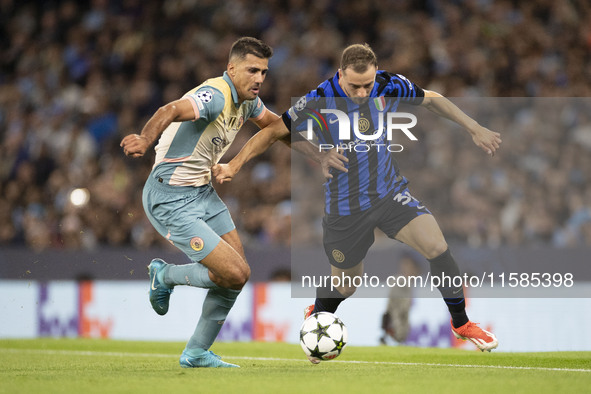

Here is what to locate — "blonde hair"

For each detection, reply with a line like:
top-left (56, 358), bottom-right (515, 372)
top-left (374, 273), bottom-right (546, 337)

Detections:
top-left (340, 43), bottom-right (377, 73)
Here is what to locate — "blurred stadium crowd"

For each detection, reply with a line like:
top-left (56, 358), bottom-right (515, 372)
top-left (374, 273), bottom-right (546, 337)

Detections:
top-left (1, 0), bottom-right (591, 252)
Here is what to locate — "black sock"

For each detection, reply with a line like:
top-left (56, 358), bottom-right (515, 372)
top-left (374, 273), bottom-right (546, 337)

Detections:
top-left (444, 297), bottom-right (469, 328)
top-left (428, 249), bottom-right (469, 328)
top-left (313, 286), bottom-right (347, 314)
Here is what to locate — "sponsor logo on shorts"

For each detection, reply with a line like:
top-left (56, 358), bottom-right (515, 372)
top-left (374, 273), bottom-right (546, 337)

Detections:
top-left (332, 249), bottom-right (345, 264)
top-left (190, 237), bottom-right (204, 252)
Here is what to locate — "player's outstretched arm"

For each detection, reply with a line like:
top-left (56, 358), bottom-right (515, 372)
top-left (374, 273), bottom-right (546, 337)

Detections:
top-left (255, 111), bottom-right (348, 177)
top-left (421, 90), bottom-right (502, 156)
top-left (213, 117), bottom-right (290, 183)
top-left (120, 98), bottom-right (196, 158)
top-left (213, 117), bottom-right (349, 183)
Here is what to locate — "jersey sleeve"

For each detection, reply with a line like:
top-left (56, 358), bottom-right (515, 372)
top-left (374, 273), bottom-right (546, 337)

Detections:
top-left (248, 96), bottom-right (267, 121)
top-left (184, 86), bottom-right (225, 122)
top-left (384, 73), bottom-right (425, 105)
top-left (282, 90), bottom-right (322, 133)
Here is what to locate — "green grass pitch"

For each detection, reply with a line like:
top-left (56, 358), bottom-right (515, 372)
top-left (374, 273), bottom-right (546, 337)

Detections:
top-left (1, 339), bottom-right (589, 394)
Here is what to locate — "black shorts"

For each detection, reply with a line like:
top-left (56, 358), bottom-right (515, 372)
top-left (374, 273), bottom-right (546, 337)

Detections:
top-left (322, 188), bottom-right (431, 269)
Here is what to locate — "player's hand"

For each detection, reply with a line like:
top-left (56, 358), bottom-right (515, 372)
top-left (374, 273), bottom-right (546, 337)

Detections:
top-left (320, 147), bottom-right (348, 179)
top-left (470, 125), bottom-right (502, 156)
top-left (212, 163), bottom-right (237, 184)
top-left (121, 134), bottom-right (150, 158)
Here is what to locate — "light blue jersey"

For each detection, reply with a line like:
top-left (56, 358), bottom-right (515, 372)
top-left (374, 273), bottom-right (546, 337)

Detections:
top-left (153, 71), bottom-right (266, 187)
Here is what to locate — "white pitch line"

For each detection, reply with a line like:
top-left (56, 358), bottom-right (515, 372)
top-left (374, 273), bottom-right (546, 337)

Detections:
top-left (228, 356), bottom-right (591, 373)
top-left (1, 348), bottom-right (590, 373)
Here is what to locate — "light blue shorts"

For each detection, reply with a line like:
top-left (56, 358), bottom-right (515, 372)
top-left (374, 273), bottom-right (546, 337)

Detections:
top-left (142, 174), bottom-right (235, 262)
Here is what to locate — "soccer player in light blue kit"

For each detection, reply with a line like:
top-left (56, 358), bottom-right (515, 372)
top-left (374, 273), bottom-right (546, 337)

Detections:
top-left (120, 37), bottom-right (280, 368)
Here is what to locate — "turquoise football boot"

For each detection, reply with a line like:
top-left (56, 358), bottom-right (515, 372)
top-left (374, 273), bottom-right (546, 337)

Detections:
top-left (148, 258), bottom-right (173, 315)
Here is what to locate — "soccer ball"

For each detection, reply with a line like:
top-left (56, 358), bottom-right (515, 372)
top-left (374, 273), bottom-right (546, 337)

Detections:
top-left (300, 312), bottom-right (348, 361)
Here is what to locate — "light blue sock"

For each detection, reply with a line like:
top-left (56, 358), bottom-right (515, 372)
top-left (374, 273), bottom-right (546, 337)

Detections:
top-left (184, 287), bottom-right (241, 353)
top-left (162, 262), bottom-right (215, 288)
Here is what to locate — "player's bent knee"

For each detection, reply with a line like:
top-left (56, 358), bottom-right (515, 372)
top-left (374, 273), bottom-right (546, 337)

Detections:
top-left (203, 240), bottom-right (251, 289)
top-left (225, 261), bottom-right (250, 290)
top-left (238, 263), bottom-right (251, 286)
top-left (337, 285), bottom-right (357, 298)
top-left (424, 241), bottom-right (449, 260)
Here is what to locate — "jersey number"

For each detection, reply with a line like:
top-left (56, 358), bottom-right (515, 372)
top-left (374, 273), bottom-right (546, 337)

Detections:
top-left (393, 191), bottom-right (424, 209)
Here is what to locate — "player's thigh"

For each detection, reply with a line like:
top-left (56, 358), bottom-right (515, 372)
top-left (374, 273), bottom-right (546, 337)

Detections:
top-left (323, 213), bottom-right (375, 269)
top-left (201, 191), bottom-right (249, 276)
top-left (143, 181), bottom-right (248, 287)
top-left (202, 191), bottom-right (245, 262)
top-left (204, 187), bottom-right (237, 240)
top-left (376, 188), bottom-right (431, 238)
top-left (329, 261), bottom-right (364, 297)
top-left (394, 214), bottom-right (448, 259)
top-left (200, 193), bottom-right (249, 285)
top-left (164, 214), bottom-right (224, 264)
top-left (220, 228), bottom-right (247, 262)
top-left (143, 183), bottom-right (219, 260)
top-left (376, 188), bottom-right (445, 259)
top-left (144, 183), bottom-right (241, 270)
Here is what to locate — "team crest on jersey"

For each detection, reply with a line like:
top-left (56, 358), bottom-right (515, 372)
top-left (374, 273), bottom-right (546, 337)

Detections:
top-left (196, 90), bottom-right (213, 103)
top-left (358, 116), bottom-right (370, 133)
top-left (190, 237), bottom-right (204, 252)
top-left (332, 249), bottom-right (345, 263)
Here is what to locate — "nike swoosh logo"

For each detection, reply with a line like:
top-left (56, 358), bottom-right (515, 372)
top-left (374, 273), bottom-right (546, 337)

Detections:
top-left (151, 269), bottom-right (158, 290)
top-left (183, 357), bottom-right (193, 367)
top-left (329, 118), bottom-right (338, 124)
top-left (452, 288), bottom-right (462, 294)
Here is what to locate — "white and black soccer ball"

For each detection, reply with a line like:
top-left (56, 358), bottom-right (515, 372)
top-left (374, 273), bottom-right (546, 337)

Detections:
top-left (300, 312), bottom-right (348, 361)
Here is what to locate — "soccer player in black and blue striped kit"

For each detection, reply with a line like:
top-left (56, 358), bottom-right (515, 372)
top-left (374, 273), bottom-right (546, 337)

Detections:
top-left (214, 44), bottom-right (501, 362)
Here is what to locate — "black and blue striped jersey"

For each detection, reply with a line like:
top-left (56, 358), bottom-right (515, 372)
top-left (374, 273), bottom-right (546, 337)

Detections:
top-left (283, 70), bottom-right (425, 216)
